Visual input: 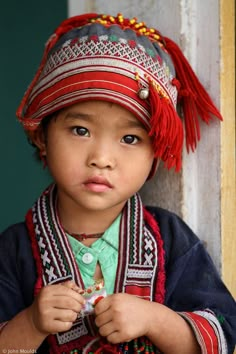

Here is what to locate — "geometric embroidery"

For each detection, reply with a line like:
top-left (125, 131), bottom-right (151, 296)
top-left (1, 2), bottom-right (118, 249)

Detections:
top-left (116, 193), bottom-right (158, 303)
top-left (127, 266), bottom-right (153, 279)
top-left (38, 35), bottom-right (177, 107)
top-left (57, 321), bottom-right (88, 345)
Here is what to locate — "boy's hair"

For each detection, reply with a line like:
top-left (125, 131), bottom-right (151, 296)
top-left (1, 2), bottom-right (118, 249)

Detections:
top-left (16, 13), bottom-right (222, 175)
top-left (27, 113), bottom-right (55, 161)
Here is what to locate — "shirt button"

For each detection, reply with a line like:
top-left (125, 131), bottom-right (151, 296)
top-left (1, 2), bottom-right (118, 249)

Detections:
top-left (82, 252), bottom-right (94, 264)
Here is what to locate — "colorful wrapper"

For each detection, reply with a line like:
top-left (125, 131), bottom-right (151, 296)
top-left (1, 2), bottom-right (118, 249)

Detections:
top-left (80, 281), bottom-right (107, 316)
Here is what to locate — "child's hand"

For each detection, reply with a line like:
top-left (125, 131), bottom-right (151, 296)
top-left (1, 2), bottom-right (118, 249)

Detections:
top-left (29, 281), bottom-right (85, 335)
top-left (94, 293), bottom-right (151, 343)
top-left (61, 280), bottom-right (84, 294)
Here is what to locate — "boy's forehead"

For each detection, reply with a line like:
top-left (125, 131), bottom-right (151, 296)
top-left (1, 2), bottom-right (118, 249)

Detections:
top-left (60, 100), bottom-right (148, 129)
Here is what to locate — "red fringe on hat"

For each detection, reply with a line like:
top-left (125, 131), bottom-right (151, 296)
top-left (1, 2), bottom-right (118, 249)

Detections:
top-left (54, 13), bottom-right (97, 37)
top-left (164, 36), bottom-right (223, 153)
top-left (148, 83), bottom-right (184, 171)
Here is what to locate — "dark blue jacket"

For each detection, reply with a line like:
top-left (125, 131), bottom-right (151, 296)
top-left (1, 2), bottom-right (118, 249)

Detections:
top-left (0, 207), bottom-right (235, 353)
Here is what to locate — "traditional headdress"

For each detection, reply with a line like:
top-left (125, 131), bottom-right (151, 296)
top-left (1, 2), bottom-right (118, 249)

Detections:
top-left (16, 13), bottom-right (222, 173)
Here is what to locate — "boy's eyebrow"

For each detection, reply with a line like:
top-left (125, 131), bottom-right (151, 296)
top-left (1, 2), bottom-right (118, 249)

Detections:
top-left (122, 118), bottom-right (147, 131)
top-left (64, 112), bottom-right (92, 121)
top-left (64, 111), bottom-right (147, 131)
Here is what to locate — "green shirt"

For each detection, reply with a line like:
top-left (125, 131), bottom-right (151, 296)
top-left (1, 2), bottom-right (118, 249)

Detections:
top-left (67, 214), bottom-right (120, 294)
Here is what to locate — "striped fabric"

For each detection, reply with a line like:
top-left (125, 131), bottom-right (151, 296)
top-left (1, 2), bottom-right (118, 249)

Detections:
top-left (180, 310), bottom-right (227, 353)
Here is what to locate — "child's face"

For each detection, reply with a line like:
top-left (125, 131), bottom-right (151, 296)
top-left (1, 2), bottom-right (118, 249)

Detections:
top-left (34, 100), bottom-right (154, 216)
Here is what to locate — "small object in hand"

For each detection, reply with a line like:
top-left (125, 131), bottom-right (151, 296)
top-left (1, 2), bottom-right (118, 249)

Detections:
top-left (80, 280), bottom-right (107, 316)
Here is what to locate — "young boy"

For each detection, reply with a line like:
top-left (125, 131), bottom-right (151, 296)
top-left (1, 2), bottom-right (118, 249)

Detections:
top-left (0, 13), bottom-right (235, 354)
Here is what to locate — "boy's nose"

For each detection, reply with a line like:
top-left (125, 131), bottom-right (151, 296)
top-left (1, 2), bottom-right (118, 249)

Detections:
top-left (87, 144), bottom-right (116, 170)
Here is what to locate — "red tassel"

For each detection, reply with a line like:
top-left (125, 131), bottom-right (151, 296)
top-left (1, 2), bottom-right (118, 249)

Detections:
top-left (148, 83), bottom-right (184, 171)
top-left (54, 13), bottom-right (98, 37)
top-left (164, 36), bottom-right (223, 152)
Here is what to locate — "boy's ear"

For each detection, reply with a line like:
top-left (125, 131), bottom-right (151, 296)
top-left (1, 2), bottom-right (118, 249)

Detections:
top-left (147, 158), bottom-right (161, 179)
top-left (27, 126), bottom-right (47, 156)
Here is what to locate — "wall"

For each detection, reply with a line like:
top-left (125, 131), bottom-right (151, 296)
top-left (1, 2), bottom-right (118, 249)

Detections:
top-left (0, 1), bottom-right (67, 231)
top-left (220, 0), bottom-right (236, 297)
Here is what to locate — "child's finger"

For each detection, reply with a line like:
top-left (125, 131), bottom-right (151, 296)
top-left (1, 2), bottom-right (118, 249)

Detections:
top-left (53, 308), bottom-right (78, 323)
top-left (53, 295), bottom-right (85, 313)
top-left (44, 283), bottom-right (85, 306)
top-left (61, 280), bottom-right (82, 293)
top-left (94, 295), bottom-right (110, 315)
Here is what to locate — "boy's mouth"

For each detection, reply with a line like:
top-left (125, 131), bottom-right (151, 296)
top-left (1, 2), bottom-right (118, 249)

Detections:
top-left (83, 176), bottom-right (113, 192)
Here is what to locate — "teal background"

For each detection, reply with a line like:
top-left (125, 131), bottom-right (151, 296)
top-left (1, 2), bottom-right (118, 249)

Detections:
top-left (0, 1), bottom-right (67, 231)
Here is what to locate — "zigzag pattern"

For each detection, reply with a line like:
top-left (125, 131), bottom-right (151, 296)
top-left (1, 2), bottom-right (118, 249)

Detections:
top-left (41, 35), bottom-right (176, 105)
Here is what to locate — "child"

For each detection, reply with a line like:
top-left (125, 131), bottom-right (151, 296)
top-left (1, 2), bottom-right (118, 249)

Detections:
top-left (0, 12), bottom-right (235, 354)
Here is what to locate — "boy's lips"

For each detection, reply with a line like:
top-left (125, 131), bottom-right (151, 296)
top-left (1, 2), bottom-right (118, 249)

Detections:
top-left (83, 176), bottom-right (113, 192)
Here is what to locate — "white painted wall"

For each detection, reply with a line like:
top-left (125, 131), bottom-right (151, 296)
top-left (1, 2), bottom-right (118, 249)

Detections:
top-left (67, 0), bottom-right (221, 271)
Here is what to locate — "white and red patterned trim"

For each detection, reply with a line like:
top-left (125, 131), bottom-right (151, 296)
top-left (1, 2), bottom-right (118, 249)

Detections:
top-left (179, 310), bottom-right (227, 354)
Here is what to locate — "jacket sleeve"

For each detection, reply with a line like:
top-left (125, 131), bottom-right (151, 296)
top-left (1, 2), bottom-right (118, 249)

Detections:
top-left (0, 223), bottom-right (36, 324)
top-left (147, 206), bottom-right (236, 354)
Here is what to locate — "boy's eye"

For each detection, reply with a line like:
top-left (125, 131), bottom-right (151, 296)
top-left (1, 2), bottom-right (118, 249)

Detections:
top-left (72, 126), bottom-right (90, 136)
top-left (121, 135), bottom-right (139, 145)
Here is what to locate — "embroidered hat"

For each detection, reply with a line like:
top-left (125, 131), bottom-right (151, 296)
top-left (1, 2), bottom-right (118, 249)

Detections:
top-left (16, 13), bottom-right (222, 172)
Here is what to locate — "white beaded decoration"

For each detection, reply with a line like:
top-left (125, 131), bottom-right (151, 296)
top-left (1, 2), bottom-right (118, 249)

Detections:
top-left (138, 88), bottom-right (149, 100)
